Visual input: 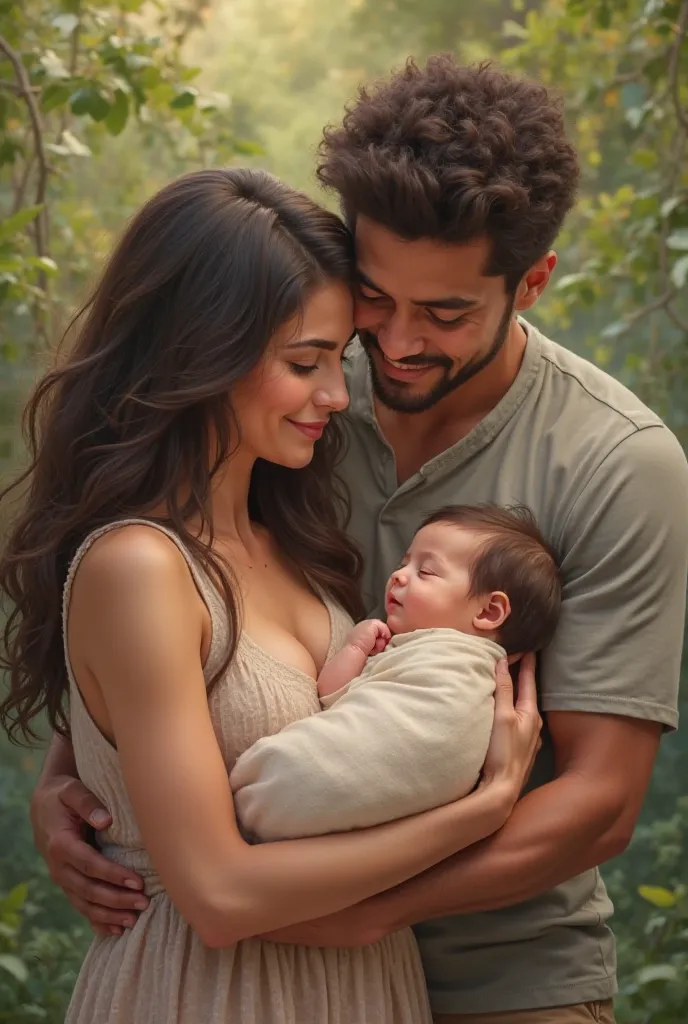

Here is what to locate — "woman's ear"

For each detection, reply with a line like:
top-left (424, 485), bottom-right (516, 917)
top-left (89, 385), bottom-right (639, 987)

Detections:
top-left (473, 591), bottom-right (510, 634)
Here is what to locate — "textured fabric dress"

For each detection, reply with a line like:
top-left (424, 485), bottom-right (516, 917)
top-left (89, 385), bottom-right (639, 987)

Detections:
top-left (63, 520), bottom-right (432, 1024)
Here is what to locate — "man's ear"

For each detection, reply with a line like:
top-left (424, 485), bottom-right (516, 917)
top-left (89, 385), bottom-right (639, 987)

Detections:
top-left (473, 591), bottom-right (510, 633)
top-left (514, 251), bottom-right (557, 311)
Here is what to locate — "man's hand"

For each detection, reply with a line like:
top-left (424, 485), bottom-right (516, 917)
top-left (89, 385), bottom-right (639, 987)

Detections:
top-left (347, 618), bottom-right (392, 657)
top-left (31, 774), bottom-right (148, 936)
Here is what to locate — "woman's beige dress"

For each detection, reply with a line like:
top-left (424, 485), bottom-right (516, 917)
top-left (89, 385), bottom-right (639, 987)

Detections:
top-left (64, 520), bottom-right (432, 1024)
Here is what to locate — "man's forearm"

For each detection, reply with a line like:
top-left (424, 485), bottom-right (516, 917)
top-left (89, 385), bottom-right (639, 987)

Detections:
top-left (377, 772), bottom-right (628, 928)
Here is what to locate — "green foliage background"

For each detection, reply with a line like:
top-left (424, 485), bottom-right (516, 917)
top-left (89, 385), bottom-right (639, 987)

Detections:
top-left (0, 0), bottom-right (687, 1020)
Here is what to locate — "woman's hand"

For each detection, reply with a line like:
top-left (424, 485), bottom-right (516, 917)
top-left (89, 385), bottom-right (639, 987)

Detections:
top-left (480, 654), bottom-right (542, 810)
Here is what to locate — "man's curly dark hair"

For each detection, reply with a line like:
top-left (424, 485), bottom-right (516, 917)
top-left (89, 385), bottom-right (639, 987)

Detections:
top-left (317, 55), bottom-right (580, 289)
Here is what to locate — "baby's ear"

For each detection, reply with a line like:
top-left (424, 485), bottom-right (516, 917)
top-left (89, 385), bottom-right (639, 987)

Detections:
top-left (473, 591), bottom-right (510, 634)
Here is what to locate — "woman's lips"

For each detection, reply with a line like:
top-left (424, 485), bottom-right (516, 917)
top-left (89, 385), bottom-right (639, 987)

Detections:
top-left (287, 420), bottom-right (328, 440)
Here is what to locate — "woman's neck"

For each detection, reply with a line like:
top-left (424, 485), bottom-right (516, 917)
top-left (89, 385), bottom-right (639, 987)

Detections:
top-left (207, 447), bottom-right (257, 544)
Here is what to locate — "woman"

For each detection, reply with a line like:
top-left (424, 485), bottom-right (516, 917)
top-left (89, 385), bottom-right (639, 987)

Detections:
top-left (0, 168), bottom-right (540, 1023)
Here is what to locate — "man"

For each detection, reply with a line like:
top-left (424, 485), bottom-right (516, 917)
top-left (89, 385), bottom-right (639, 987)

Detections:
top-left (30, 57), bottom-right (688, 1023)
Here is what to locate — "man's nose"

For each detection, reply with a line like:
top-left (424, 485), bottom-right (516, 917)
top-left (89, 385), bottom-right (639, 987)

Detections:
top-left (376, 311), bottom-right (425, 362)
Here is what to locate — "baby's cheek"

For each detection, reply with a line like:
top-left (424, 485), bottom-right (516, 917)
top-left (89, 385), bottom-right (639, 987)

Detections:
top-left (406, 592), bottom-right (436, 630)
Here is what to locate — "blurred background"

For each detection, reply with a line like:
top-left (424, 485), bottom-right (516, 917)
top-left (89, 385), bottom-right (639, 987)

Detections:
top-left (0, 0), bottom-right (687, 1020)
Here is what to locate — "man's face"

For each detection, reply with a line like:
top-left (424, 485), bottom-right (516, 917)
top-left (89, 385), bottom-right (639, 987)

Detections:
top-left (353, 216), bottom-right (516, 414)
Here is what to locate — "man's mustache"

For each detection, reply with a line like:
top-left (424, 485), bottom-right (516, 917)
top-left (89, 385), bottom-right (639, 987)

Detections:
top-left (359, 330), bottom-right (452, 370)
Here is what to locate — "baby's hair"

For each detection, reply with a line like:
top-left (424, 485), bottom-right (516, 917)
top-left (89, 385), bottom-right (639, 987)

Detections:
top-left (421, 504), bottom-right (562, 654)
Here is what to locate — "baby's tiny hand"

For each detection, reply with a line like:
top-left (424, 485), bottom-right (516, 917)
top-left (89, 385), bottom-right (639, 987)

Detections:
top-left (348, 619), bottom-right (392, 657)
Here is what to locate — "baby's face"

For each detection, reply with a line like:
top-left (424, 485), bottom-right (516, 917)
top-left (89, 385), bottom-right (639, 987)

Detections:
top-left (384, 522), bottom-right (489, 636)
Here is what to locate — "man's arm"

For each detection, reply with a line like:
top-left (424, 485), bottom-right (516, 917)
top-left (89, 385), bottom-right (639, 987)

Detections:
top-left (31, 732), bottom-right (147, 935)
top-left (260, 424), bottom-right (688, 946)
top-left (376, 710), bottom-right (660, 925)
top-left (259, 710), bottom-right (660, 945)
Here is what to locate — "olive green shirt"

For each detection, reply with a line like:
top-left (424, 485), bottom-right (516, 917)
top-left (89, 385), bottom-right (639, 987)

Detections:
top-left (338, 319), bottom-right (688, 1015)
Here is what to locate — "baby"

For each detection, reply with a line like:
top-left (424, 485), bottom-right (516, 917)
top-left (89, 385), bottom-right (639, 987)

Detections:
top-left (230, 504), bottom-right (561, 842)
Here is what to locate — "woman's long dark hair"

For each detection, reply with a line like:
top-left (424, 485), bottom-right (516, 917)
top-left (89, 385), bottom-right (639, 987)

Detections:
top-left (0, 167), bottom-right (364, 743)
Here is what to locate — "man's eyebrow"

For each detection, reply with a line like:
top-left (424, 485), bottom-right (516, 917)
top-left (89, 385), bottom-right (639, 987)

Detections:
top-left (285, 338), bottom-right (338, 351)
top-left (415, 295), bottom-right (478, 312)
top-left (356, 271), bottom-right (478, 311)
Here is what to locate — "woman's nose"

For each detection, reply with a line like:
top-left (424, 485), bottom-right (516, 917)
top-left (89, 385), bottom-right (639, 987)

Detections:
top-left (314, 382), bottom-right (349, 413)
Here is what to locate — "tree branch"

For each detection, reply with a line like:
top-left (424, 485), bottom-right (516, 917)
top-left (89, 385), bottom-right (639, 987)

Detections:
top-left (668, 0), bottom-right (688, 133)
top-left (0, 34), bottom-right (49, 257)
top-left (57, 7), bottom-right (82, 142)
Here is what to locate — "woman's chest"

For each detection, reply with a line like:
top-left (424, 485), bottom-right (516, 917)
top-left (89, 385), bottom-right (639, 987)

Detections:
top-left (208, 645), bottom-right (322, 768)
top-left (236, 555), bottom-right (334, 678)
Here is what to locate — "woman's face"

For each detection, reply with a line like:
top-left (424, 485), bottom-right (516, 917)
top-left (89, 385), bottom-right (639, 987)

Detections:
top-left (232, 279), bottom-right (354, 468)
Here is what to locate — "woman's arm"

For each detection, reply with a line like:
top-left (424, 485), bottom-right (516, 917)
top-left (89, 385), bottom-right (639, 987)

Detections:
top-left (72, 528), bottom-right (539, 948)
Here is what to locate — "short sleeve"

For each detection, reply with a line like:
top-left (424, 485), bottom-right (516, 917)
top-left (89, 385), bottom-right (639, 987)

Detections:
top-left (540, 425), bottom-right (688, 730)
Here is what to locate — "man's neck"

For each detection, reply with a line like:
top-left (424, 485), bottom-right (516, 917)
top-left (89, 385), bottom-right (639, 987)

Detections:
top-left (374, 319), bottom-right (528, 484)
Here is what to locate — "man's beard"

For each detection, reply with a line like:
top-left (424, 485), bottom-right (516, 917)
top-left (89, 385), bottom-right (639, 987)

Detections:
top-left (361, 302), bottom-right (514, 414)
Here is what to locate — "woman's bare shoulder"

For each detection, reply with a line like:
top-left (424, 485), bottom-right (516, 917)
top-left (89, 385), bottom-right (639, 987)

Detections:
top-left (71, 524), bottom-right (197, 610)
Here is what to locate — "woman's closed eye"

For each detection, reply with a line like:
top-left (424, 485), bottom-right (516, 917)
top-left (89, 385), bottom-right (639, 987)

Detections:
top-left (288, 362), bottom-right (318, 376)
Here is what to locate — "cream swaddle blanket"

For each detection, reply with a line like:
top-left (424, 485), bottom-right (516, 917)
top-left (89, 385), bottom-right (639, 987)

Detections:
top-left (230, 628), bottom-right (505, 841)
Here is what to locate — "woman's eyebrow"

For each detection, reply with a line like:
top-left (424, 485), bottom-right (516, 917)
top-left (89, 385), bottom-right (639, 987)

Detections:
top-left (285, 339), bottom-right (339, 351)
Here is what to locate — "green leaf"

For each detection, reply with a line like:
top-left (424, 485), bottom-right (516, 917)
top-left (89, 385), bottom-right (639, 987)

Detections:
top-left (125, 54), bottom-right (154, 71)
top-left (502, 18), bottom-right (529, 38)
top-left (41, 82), bottom-right (71, 113)
top-left (633, 149), bottom-right (657, 169)
top-left (27, 256), bottom-right (59, 275)
top-left (40, 49), bottom-right (70, 80)
top-left (70, 86), bottom-right (111, 121)
top-left (232, 139), bottom-right (265, 156)
top-left (3, 883), bottom-right (29, 911)
top-left (661, 196), bottom-right (683, 218)
top-left (626, 106), bottom-right (647, 130)
top-left (636, 963), bottom-right (679, 985)
top-left (670, 254), bottom-right (688, 290)
top-left (60, 130), bottom-right (91, 157)
top-left (667, 229), bottom-right (688, 251)
top-left (52, 12), bottom-right (79, 35)
top-left (601, 319), bottom-right (628, 339)
top-left (139, 66), bottom-right (163, 89)
top-left (0, 206), bottom-right (43, 242)
top-left (170, 87), bottom-right (197, 110)
top-left (638, 885), bottom-right (678, 908)
top-left (105, 89), bottom-right (129, 135)
top-left (44, 142), bottom-right (71, 156)
top-left (554, 272), bottom-right (589, 292)
top-left (0, 953), bottom-right (29, 983)
top-left (595, 3), bottom-right (611, 28)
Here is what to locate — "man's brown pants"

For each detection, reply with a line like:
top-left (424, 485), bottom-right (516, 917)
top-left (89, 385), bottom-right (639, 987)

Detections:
top-left (433, 999), bottom-right (615, 1024)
